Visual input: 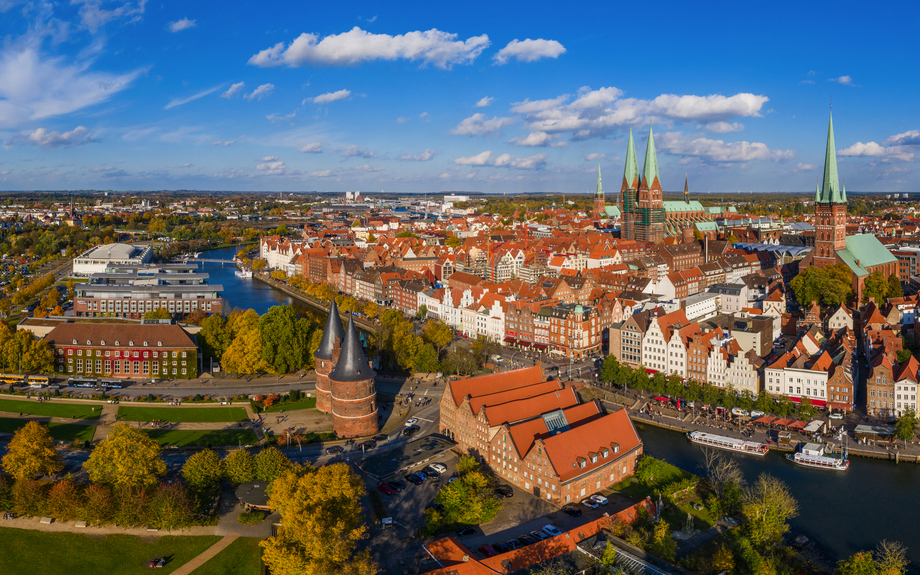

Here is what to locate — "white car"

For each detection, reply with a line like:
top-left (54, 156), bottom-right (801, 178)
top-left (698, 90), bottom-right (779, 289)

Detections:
top-left (405, 418), bottom-right (419, 426)
top-left (429, 462), bottom-right (448, 474)
top-left (730, 408), bottom-right (749, 417)
top-left (590, 494), bottom-right (609, 506)
top-left (543, 525), bottom-right (562, 537)
top-left (580, 498), bottom-right (598, 509)
top-left (828, 413), bottom-right (844, 420)
top-left (750, 410), bottom-right (766, 418)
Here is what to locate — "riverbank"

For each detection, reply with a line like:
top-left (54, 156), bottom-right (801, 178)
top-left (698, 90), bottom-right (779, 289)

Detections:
top-left (252, 274), bottom-right (377, 332)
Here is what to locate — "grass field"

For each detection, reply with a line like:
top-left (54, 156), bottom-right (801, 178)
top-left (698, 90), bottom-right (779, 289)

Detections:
top-left (192, 537), bottom-right (263, 575)
top-left (0, 398), bottom-right (99, 420)
top-left (118, 405), bottom-right (248, 423)
top-left (611, 456), bottom-right (715, 530)
top-left (142, 428), bottom-right (258, 447)
top-left (262, 397), bottom-right (316, 412)
top-left (0, 417), bottom-right (96, 442)
top-left (0, 528), bottom-right (221, 575)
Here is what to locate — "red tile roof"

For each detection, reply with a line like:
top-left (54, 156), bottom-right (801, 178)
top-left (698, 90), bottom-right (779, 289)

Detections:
top-left (447, 366), bottom-right (546, 407)
top-left (481, 387), bottom-right (578, 427)
top-left (542, 409), bottom-right (642, 482)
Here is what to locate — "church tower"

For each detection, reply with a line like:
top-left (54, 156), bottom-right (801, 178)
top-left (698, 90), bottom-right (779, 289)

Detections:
top-left (634, 126), bottom-right (666, 243)
top-left (812, 112), bottom-right (847, 268)
top-left (328, 317), bottom-right (379, 438)
top-left (593, 166), bottom-right (605, 218)
top-left (620, 129), bottom-right (640, 241)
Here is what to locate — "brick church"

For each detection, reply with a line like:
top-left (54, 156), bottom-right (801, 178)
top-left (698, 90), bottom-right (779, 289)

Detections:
top-left (798, 113), bottom-right (898, 302)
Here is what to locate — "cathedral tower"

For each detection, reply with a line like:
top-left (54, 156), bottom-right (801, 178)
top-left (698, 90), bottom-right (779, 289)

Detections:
top-left (620, 129), bottom-right (640, 241)
top-left (812, 112), bottom-right (847, 268)
top-left (593, 166), bottom-right (605, 218)
top-left (634, 126), bottom-right (666, 243)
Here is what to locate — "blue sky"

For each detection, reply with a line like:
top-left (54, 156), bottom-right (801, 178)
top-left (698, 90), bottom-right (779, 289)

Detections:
top-left (1, 0), bottom-right (918, 194)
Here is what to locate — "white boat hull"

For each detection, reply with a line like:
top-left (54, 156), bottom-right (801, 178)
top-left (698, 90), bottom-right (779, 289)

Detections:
top-left (687, 432), bottom-right (769, 456)
top-left (785, 452), bottom-right (849, 471)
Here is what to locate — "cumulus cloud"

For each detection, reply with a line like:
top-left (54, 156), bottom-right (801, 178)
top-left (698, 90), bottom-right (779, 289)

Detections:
top-left (793, 163), bottom-right (816, 172)
top-left (704, 121), bottom-right (744, 133)
top-left (248, 26), bottom-right (489, 69)
top-left (211, 136), bottom-right (244, 146)
top-left (838, 141), bottom-right (886, 157)
top-left (245, 83), bottom-right (274, 101)
top-left (656, 132), bottom-right (793, 163)
top-left (839, 141), bottom-right (915, 162)
top-left (221, 82), bottom-right (245, 98)
top-left (309, 89), bottom-right (350, 104)
top-left (830, 75), bottom-right (855, 85)
top-left (8, 125), bottom-right (98, 148)
top-left (584, 153), bottom-right (605, 161)
top-left (451, 113), bottom-right (515, 136)
top-left (453, 150), bottom-right (547, 169)
top-left (164, 86), bottom-right (220, 109)
top-left (261, 156), bottom-right (278, 162)
top-left (73, 0), bottom-right (147, 34)
top-left (883, 130), bottom-right (920, 147)
top-left (168, 18), bottom-right (196, 33)
top-left (399, 149), bottom-right (435, 161)
top-left (298, 142), bottom-right (323, 153)
top-left (353, 164), bottom-right (385, 172)
top-left (311, 169), bottom-right (332, 177)
top-left (493, 38), bottom-right (565, 64)
top-left (475, 96), bottom-right (494, 108)
top-left (508, 131), bottom-right (566, 147)
top-left (338, 145), bottom-right (374, 158)
top-left (257, 160), bottom-right (286, 175)
top-left (266, 112), bottom-right (296, 124)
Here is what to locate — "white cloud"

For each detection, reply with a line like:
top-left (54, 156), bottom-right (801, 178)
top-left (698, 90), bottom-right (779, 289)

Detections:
top-left (221, 82), bottom-right (245, 98)
top-left (493, 38), bottom-right (565, 64)
top-left (310, 89), bottom-right (350, 104)
top-left (248, 27), bottom-right (489, 70)
top-left (830, 75), bottom-right (855, 85)
top-left (508, 131), bottom-right (566, 147)
top-left (419, 112), bottom-right (428, 118)
top-left (646, 94), bottom-right (767, 121)
top-left (839, 141), bottom-right (916, 162)
top-left (453, 150), bottom-right (547, 169)
top-left (451, 113), bottom-right (515, 136)
top-left (883, 130), bottom-right (920, 147)
top-left (257, 160), bottom-right (286, 175)
top-left (475, 96), bottom-right (494, 108)
top-left (584, 153), bottom-right (605, 161)
top-left (399, 149), bottom-right (435, 161)
top-left (838, 141), bottom-right (886, 157)
top-left (0, 44), bottom-right (142, 128)
top-left (396, 117), bottom-right (409, 124)
top-left (266, 112), bottom-right (296, 124)
top-left (298, 142), bottom-right (323, 153)
top-left (261, 156), bottom-right (278, 162)
top-left (704, 121), bottom-right (744, 133)
top-left (311, 170), bottom-right (332, 177)
top-left (338, 145), bottom-right (374, 158)
top-left (353, 164), bottom-right (385, 172)
top-left (211, 136), bottom-right (244, 146)
top-left (510, 96), bottom-right (570, 114)
top-left (9, 125), bottom-right (98, 148)
top-left (164, 86), bottom-right (220, 109)
top-left (168, 18), bottom-right (196, 33)
top-left (656, 132), bottom-right (793, 163)
top-left (793, 163), bottom-right (816, 172)
top-left (244, 83), bottom-right (274, 101)
top-left (73, 0), bottom-right (147, 34)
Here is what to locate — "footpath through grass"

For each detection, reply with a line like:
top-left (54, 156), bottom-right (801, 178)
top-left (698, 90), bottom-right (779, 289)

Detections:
top-left (0, 398), bottom-right (99, 420)
top-left (118, 405), bottom-right (248, 423)
top-left (142, 428), bottom-right (259, 447)
top-left (262, 397), bottom-right (316, 412)
top-left (192, 537), bottom-right (263, 575)
top-left (0, 528), bottom-right (221, 575)
top-left (0, 417), bottom-right (95, 442)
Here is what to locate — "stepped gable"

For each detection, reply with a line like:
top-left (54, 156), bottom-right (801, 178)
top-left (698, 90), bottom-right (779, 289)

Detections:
top-left (329, 316), bottom-right (375, 383)
top-left (315, 299), bottom-right (345, 360)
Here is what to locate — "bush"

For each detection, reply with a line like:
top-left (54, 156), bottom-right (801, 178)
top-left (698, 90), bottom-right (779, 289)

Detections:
top-left (81, 484), bottom-right (115, 525)
top-left (147, 483), bottom-right (196, 530)
top-left (238, 510), bottom-right (266, 525)
top-left (12, 479), bottom-right (47, 517)
top-left (0, 476), bottom-right (12, 512)
top-left (46, 478), bottom-right (82, 521)
top-left (112, 486), bottom-right (150, 527)
top-left (250, 400), bottom-right (263, 414)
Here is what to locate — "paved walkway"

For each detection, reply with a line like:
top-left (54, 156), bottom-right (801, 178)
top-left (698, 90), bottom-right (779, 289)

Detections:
top-left (0, 514), bottom-right (216, 536)
top-left (170, 532), bottom-right (240, 575)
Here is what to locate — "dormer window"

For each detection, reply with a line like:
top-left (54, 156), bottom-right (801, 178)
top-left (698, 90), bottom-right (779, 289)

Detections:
top-left (86, 340), bottom-right (91, 345)
top-left (158, 341), bottom-right (162, 346)
top-left (143, 341), bottom-right (148, 346)
top-left (591, 455), bottom-right (598, 463)
top-left (613, 444), bottom-right (620, 454)
top-left (101, 340), bottom-right (106, 345)
top-left (129, 341), bottom-right (134, 346)
top-left (578, 458), bottom-right (587, 469)
top-left (72, 339), bottom-right (77, 345)
top-left (115, 340), bottom-right (120, 346)
top-left (603, 449), bottom-right (609, 458)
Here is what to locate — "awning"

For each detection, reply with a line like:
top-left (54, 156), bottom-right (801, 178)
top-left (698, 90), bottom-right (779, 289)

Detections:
top-left (518, 341), bottom-right (531, 347)
top-left (533, 344), bottom-right (547, 350)
top-left (645, 369), bottom-right (658, 374)
top-left (753, 416), bottom-right (775, 424)
top-left (773, 418), bottom-right (792, 427)
top-left (787, 421), bottom-right (808, 430)
top-left (827, 402), bottom-right (851, 411)
top-left (504, 337), bottom-right (516, 344)
top-left (788, 396), bottom-right (826, 407)
top-left (653, 396), bottom-right (669, 402)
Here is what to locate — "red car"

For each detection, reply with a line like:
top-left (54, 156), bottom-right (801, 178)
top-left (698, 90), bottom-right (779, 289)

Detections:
top-left (377, 483), bottom-right (396, 495)
top-left (478, 545), bottom-right (498, 558)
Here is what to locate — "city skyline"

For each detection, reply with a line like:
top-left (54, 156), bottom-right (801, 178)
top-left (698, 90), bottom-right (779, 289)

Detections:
top-left (1, 1), bottom-right (918, 193)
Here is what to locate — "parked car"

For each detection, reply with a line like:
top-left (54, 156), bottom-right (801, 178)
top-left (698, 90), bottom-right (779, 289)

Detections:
top-left (405, 474), bottom-right (423, 485)
top-left (373, 434), bottom-right (389, 442)
top-left (543, 525), bottom-right (563, 537)
top-left (478, 545), bottom-right (498, 558)
top-left (562, 505), bottom-right (582, 517)
top-left (358, 440), bottom-right (376, 449)
top-left (324, 446), bottom-right (344, 454)
top-left (581, 498), bottom-right (598, 509)
top-left (403, 425), bottom-right (420, 436)
top-left (731, 407), bottom-right (749, 417)
top-left (388, 481), bottom-right (406, 492)
top-left (456, 527), bottom-right (476, 537)
top-left (750, 410), bottom-right (766, 418)
top-left (494, 485), bottom-right (514, 498)
top-left (377, 483), bottom-right (395, 495)
top-left (506, 540), bottom-right (522, 550)
top-left (412, 472), bottom-right (429, 482)
top-left (423, 467), bottom-right (440, 479)
top-left (429, 462), bottom-right (448, 474)
top-left (405, 418), bottom-right (419, 426)
top-left (492, 542), bottom-right (510, 553)
top-left (518, 534), bottom-right (538, 546)
top-left (529, 530), bottom-right (548, 541)
top-left (590, 493), bottom-right (609, 506)
top-left (829, 412), bottom-right (844, 420)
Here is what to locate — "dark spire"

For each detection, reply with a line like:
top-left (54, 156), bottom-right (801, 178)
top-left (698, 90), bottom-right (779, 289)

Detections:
top-left (329, 317), bottom-right (376, 382)
top-left (684, 174), bottom-right (689, 203)
top-left (314, 299), bottom-right (345, 360)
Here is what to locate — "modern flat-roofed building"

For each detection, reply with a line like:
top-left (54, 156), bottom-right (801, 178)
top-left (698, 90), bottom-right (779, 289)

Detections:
top-left (72, 244), bottom-right (153, 276)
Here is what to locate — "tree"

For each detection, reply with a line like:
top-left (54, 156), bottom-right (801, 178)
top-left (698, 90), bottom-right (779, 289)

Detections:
top-left (46, 478), bottom-right (81, 521)
top-left (599, 355), bottom-right (619, 384)
top-left (83, 424), bottom-right (167, 489)
top-left (366, 232), bottom-right (376, 243)
top-left (742, 473), bottom-right (799, 548)
top-left (224, 448), bottom-right (256, 485)
top-left (147, 483), bottom-right (196, 530)
top-left (648, 519), bottom-right (677, 561)
top-left (897, 349), bottom-right (913, 364)
top-left (222, 309), bottom-right (270, 374)
top-left (798, 396), bottom-right (816, 419)
top-left (143, 308), bottom-right (172, 320)
top-left (888, 275), bottom-right (904, 300)
top-left (422, 320), bottom-right (454, 354)
top-left (260, 305), bottom-right (314, 374)
top-left (254, 447), bottom-right (293, 483)
top-left (200, 314), bottom-right (232, 361)
top-left (755, 393), bottom-right (775, 414)
top-left (875, 540), bottom-right (909, 575)
top-left (415, 304), bottom-right (428, 320)
top-left (836, 552), bottom-right (878, 575)
top-left (712, 544), bottom-right (736, 574)
top-left (261, 463), bottom-right (377, 575)
top-left (894, 408), bottom-right (917, 446)
top-left (863, 270), bottom-right (889, 304)
top-left (2, 421), bottom-right (63, 480)
top-left (182, 449), bottom-right (224, 490)
top-left (790, 264), bottom-right (854, 308)
top-left (81, 484), bottom-right (115, 525)
top-left (414, 343), bottom-right (440, 373)
top-left (445, 235), bottom-right (462, 248)
top-left (703, 448), bottom-right (745, 501)
top-left (251, 258), bottom-right (267, 272)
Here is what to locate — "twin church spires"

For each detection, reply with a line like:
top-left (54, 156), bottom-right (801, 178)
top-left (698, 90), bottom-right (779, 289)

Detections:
top-left (620, 126), bottom-right (667, 243)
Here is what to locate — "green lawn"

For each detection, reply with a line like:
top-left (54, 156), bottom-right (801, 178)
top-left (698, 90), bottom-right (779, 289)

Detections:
top-left (142, 428), bottom-right (258, 447)
top-left (0, 528), bottom-right (221, 575)
top-left (0, 417), bottom-right (96, 442)
top-left (192, 537), bottom-right (263, 575)
top-left (262, 397), bottom-right (316, 412)
top-left (118, 405), bottom-right (248, 423)
top-left (0, 398), bottom-right (99, 420)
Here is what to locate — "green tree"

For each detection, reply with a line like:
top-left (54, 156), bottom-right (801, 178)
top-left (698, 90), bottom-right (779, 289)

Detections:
top-left (649, 519), bottom-right (677, 561)
top-left (422, 320), bottom-right (454, 354)
top-left (415, 304), bottom-right (428, 320)
top-left (897, 349), bottom-right (913, 364)
top-left (143, 308), bottom-right (172, 320)
top-left (836, 551), bottom-right (878, 575)
top-left (83, 424), bottom-right (167, 489)
top-left (600, 354), bottom-right (619, 384)
top-left (222, 309), bottom-right (270, 374)
top-left (755, 393), bottom-right (775, 414)
top-left (742, 473), bottom-right (799, 548)
top-left (414, 343), bottom-right (440, 373)
top-left (254, 447), bottom-right (294, 483)
top-left (1, 421), bottom-right (63, 480)
top-left (200, 314), bottom-right (232, 361)
top-left (894, 408), bottom-right (917, 446)
top-left (875, 541), bottom-right (909, 575)
top-left (223, 449), bottom-right (256, 485)
top-left (887, 275), bottom-right (904, 300)
top-left (182, 449), bottom-right (224, 490)
top-left (147, 483), bottom-right (196, 530)
top-left (790, 263), bottom-right (854, 308)
top-left (260, 305), bottom-right (314, 374)
top-left (798, 396), bottom-right (816, 419)
top-left (863, 270), bottom-right (889, 303)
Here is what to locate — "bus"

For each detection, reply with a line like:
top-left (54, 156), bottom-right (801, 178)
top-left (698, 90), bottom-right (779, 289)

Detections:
top-left (27, 375), bottom-right (50, 388)
top-left (67, 376), bottom-right (99, 388)
top-left (99, 378), bottom-right (125, 389)
top-left (0, 374), bottom-right (25, 386)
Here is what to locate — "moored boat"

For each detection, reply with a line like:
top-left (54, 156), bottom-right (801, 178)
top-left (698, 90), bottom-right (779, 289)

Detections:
top-left (235, 269), bottom-right (253, 279)
top-left (687, 431), bottom-right (769, 456)
top-left (785, 442), bottom-right (849, 471)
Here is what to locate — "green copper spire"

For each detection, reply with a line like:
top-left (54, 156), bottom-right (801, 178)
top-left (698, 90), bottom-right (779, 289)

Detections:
top-left (841, 180), bottom-right (847, 202)
top-left (623, 129), bottom-right (639, 189)
top-left (820, 112), bottom-right (842, 203)
top-left (815, 179), bottom-right (820, 202)
top-left (642, 125), bottom-right (660, 189)
top-left (596, 165), bottom-right (603, 196)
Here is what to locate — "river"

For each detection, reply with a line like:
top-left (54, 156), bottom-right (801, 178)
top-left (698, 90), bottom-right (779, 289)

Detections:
top-left (638, 423), bottom-right (920, 569)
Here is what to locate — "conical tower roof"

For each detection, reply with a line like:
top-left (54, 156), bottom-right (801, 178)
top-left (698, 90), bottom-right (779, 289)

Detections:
top-left (819, 112), bottom-right (843, 203)
top-left (641, 125), bottom-right (660, 189)
top-left (315, 299), bottom-right (345, 360)
top-left (329, 317), bottom-right (376, 383)
top-left (684, 174), bottom-right (689, 202)
top-left (595, 165), bottom-right (603, 196)
top-left (622, 129), bottom-right (640, 190)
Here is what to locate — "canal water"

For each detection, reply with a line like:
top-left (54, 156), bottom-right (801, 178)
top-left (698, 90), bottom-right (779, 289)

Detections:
top-left (638, 424), bottom-right (920, 569)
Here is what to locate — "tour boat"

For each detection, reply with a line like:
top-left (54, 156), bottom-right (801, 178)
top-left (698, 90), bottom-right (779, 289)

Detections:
top-left (686, 431), bottom-right (769, 456)
top-left (235, 269), bottom-right (253, 279)
top-left (785, 442), bottom-right (849, 471)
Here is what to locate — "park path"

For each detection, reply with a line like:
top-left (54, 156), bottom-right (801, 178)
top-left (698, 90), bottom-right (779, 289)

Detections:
top-left (170, 532), bottom-right (240, 575)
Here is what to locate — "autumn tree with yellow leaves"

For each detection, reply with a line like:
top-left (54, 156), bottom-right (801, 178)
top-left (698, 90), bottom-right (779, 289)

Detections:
top-left (82, 424), bottom-right (167, 489)
top-left (1, 421), bottom-right (63, 480)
